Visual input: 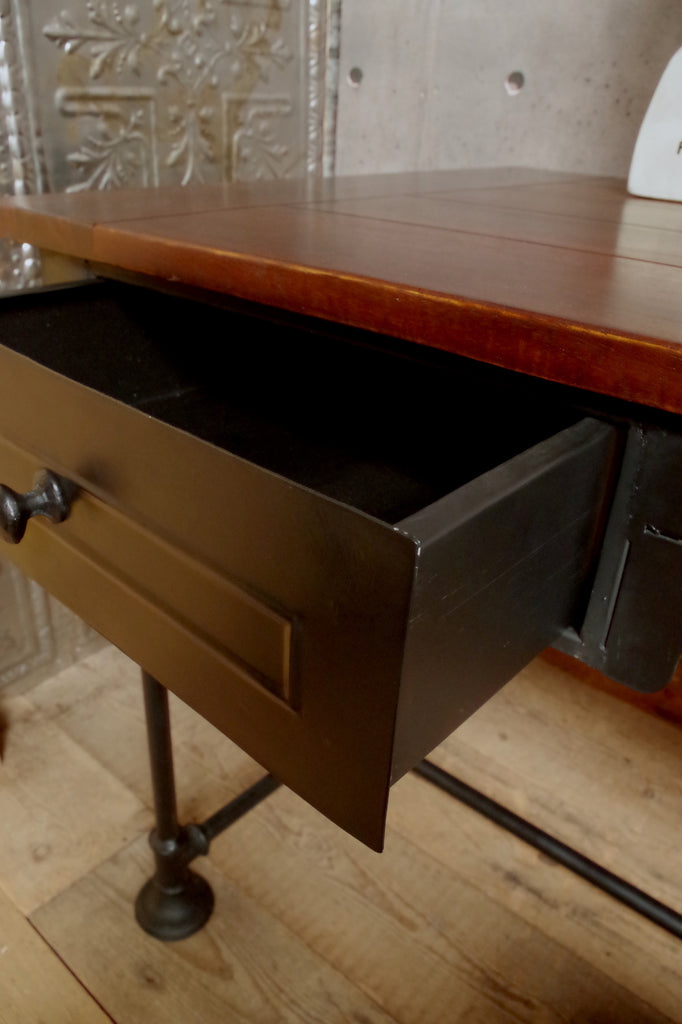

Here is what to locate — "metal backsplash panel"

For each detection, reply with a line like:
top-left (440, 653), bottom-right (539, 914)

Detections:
top-left (19, 0), bottom-right (328, 191)
top-left (0, 0), bottom-right (334, 690)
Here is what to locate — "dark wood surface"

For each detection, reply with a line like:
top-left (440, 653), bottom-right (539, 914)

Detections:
top-left (3, 168), bottom-right (682, 414)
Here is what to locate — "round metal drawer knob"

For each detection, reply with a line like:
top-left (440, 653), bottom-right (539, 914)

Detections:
top-left (0, 470), bottom-right (73, 544)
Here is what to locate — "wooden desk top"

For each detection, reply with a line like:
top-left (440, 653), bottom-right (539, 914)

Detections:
top-left (3, 167), bottom-right (682, 414)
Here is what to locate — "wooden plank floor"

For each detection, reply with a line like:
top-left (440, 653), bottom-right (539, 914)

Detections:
top-left (1, 646), bottom-right (682, 1022)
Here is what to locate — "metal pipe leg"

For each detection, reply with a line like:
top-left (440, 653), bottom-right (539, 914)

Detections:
top-left (135, 671), bottom-right (214, 941)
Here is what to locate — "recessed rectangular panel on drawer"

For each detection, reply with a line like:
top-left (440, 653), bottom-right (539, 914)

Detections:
top-left (0, 281), bottom-right (621, 849)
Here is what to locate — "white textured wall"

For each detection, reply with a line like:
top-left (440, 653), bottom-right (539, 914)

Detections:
top-left (335, 1), bottom-right (682, 177)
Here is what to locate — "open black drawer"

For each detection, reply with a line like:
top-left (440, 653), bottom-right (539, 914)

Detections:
top-left (0, 281), bottom-right (620, 848)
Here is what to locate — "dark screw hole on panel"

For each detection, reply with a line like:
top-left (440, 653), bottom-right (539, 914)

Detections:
top-left (505, 71), bottom-right (525, 95)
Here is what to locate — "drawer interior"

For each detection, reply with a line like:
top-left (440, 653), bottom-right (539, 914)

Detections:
top-left (0, 281), bottom-right (579, 522)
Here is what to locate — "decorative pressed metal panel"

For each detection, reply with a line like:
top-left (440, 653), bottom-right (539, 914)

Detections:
top-left (41, 0), bottom-right (328, 189)
top-left (0, 0), bottom-right (335, 281)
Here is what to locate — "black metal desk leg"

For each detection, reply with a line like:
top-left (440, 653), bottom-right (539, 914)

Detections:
top-left (135, 671), bottom-right (214, 941)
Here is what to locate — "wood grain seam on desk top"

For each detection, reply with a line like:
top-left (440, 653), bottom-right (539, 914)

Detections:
top-left (3, 170), bottom-right (682, 414)
top-left (281, 199), bottom-right (682, 275)
top-left (0, 169), bottom-right (626, 255)
top-left (88, 223), bottom-right (682, 416)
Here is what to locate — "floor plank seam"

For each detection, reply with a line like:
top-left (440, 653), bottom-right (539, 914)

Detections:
top-left (25, 915), bottom-right (118, 1024)
top-left (5, 647), bottom-right (682, 1019)
top-left (26, 829), bottom-right (149, 921)
top-left (199, 814), bottom-right (411, 1022)
top-left (415, 758), bottom-right (682, 943)
top-left (403, 766), bottom-right (682, 1001)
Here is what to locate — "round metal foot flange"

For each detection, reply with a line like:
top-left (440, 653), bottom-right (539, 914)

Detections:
top-left (135, 870), bottom-right (214, 941)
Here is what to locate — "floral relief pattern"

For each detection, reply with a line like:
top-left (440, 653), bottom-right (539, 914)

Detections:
top-left (43, 0), bottom-right (303, 188)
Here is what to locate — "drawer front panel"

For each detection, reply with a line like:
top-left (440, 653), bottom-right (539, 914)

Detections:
top-left (0, 433), bottom-right (293, 701)
top-left (0, 349), bottom-right (417, 850)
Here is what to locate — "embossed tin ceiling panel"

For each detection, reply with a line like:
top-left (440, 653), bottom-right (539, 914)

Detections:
top-left (7, 0), bottom-right (328, 194)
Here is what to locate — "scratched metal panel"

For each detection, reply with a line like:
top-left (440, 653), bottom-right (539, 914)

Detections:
top-left (0, 0), bottom-right (334, 689)
top-left (335, 0), bottom-right (682, 177)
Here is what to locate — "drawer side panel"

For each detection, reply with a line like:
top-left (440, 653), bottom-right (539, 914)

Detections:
top-left (391, 418), bottom-right (621, 780)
